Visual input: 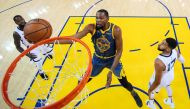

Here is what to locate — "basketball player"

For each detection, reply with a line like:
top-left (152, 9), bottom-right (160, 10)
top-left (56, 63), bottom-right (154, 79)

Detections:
top-left (146, 38), bottom-right (185, 109)
top-left (13, 15), bottom-right (53, 80)
top-left (58, 9), bottom-right (143, 107)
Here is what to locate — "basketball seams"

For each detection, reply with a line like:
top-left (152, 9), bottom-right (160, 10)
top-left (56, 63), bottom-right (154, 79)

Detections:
top-left (24, 19), bottom-right (52, 42)
top-left (24, 23), bottom-right (51, 42)
top-left (24, 26), bottom-right (48, 37)
top-left (36, 26), bottom-right (49, 42)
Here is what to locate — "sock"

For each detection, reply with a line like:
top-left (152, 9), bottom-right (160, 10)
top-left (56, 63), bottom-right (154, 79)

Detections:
top-left (166, 86), bottom-right (172, 97)
top-left (150, 92), bottom-right (155, 100)
top-left (149, 99), bottom-right (154, 105)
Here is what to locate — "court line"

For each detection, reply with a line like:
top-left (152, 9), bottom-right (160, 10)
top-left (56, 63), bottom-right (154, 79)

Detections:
top-left (19, 16), bottom-right (71, 106)
top-left (164, 30), bottom-right (170, 36)
top-left (185, 17), bottom-right (190, 30)
top-left (70, 16), bottom-right (186, 18)
top-left (129, 49), bottom-right (141, 52)
top-left (17, 16), bottom-right (187, 107)
top-left (74, 84), bottom-right (162, 109)
top-left (0, 0), bottom-right (32, 14)
top-left (178, 42), bottom-right (184, 44)
top-left (150, 41), bottom-right (159, 46)
top-left (37, 0), bottom-right (103, 106)
top-left (184, 67), bottom-right (190, 69)
top-left (173, 24), bottom-right (179, 25)
top-left (156, 0), bottom-right (190, 99)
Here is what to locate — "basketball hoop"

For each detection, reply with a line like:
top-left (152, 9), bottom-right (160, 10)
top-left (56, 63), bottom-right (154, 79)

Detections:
top-left (2, 37), bottom-right (92, 109)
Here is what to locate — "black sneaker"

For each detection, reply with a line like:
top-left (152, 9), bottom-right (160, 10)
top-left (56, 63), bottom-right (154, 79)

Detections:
top-left (39, 73), bottom-right (49, 80)
top-left (131, 91), bottom-right (143, 107)
top-left (47, 54), bottom-right (53, 59)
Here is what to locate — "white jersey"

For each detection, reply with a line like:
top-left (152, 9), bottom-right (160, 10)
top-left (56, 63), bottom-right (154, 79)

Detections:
top-left (158, 49), bottom-right (178, 74)
top-left (149, 49), bottom-right (178, 88)
top-left (15, 27), bottom-right (31, 47)
top-left (14, 27), bottom-right (53, 62)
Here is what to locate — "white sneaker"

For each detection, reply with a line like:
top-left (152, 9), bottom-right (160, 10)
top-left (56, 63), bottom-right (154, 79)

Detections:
top-left (164, 98), bottom-right (175, 108)
top-left (146, 100), bottom-right (156, 109)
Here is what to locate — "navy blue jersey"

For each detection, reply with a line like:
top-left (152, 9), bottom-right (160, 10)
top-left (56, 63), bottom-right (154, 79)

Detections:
top-left (91, 23), bottom-right (116, 59)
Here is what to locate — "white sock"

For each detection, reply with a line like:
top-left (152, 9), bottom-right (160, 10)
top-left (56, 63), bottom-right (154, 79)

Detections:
top-left (149, 99), bottom-right (154, 105)
top-left (166, 85), bottom-right (172, 97)
top-left (150, 92), bottom-right (155, 100)
top-left (166, 86), bottom-right (173, 103)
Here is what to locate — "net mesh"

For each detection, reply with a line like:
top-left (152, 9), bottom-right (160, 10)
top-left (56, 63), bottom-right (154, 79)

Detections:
top-left (3, 37), bottom-right (91, 109)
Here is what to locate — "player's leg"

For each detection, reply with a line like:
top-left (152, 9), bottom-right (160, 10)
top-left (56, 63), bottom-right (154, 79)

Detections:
top-left (88, 55), bottom-right (106, 82)
top-left (110, 63), bottom-right (143, 107)
top-left (164, 85), bottom-right (175, 108)
top-left (78, 55), bottom-right (106, 83)
top-left (146, 78), bottom-right (159, 109)
top-left (161, 72), bottom-right (175, 108)
top-left (30, 48), bottom-right (48, 80)
top-left (41, 44), bottom-right (53, 59)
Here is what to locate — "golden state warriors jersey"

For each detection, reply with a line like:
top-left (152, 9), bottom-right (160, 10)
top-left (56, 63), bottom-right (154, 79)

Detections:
top-left (91, 23), bottom-right (116, 59)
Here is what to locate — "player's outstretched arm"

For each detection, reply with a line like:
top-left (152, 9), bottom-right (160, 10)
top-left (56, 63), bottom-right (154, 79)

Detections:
top-left (56, 24), bottom-right (94, 44)
top-left (175, 49), bottom-right (185, 64)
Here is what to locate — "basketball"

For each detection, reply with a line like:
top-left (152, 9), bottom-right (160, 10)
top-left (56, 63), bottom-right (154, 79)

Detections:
top-left (24, 18), bottom-right (52, 43)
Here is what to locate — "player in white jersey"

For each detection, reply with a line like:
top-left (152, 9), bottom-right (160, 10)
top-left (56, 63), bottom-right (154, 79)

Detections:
top-left (146, 38), bottom-right (184, 109)
top-left (13, 15), bottom-right (53, 80)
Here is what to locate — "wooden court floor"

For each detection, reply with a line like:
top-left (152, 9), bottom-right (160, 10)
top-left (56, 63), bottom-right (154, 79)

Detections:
top-left (1, 0), bottom-right (190, 109)
top-left (19, 16), bottom-right (190, 109)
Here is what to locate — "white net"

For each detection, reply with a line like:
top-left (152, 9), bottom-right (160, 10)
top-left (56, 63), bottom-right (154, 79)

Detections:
top-left (4, 37), bottom-right (91, 109)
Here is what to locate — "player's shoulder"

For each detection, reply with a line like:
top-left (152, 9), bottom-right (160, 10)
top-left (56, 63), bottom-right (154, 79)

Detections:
top-left (86, 24), bottom-right (95, 29)
top-left (85, 24), bottom-right (96, 34)
top-left (155, 58), bottom-right (164, 66)
top-left (112, 24), bottom-right (121, 32)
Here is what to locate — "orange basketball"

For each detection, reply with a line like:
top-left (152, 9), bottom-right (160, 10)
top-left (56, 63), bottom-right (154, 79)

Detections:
top-left (24, 18), bottom-right (52, 43)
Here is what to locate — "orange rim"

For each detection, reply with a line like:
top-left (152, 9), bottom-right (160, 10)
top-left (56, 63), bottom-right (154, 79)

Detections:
top-left (2, 36), bottom-right (92, 109)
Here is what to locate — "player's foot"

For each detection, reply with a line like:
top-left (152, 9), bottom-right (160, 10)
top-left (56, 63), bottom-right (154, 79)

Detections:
top-left (146, 100), bottom-right (156, 109)
top-left (164, 98), bottom-right (175, 108)
top-left (39, 73), bottom-right (48, 80)
top-left (47, 54), bottom-right (53, 59)
top-left (131, 90), bottom-right (143, 107)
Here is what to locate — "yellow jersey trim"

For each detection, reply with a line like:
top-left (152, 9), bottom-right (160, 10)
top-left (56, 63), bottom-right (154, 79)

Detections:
top-left (100, 22), bottom-right (111, 34)
top-left (95, 52), bottom-right (115, 59)
top-left (92, 24), bottom-right (96, 36)
top-left (112, 24), bottom-right (115, 39)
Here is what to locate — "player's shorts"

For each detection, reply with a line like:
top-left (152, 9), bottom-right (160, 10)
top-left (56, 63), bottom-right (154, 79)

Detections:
top-left (30, 44), bottom-right (53, 62)
top-left (91, 55), bottom-right (125, 78)
top-left (149, 71), bottom-right (174, 92)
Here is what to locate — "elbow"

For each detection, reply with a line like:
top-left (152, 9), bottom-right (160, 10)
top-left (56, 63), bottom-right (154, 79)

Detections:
top-left (155, 81), bottom-right (161, 86)
top-left (116, 49), bottom-right (122, 56)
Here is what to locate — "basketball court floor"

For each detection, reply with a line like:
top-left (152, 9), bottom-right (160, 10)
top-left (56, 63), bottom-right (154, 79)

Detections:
top-left (0, 0), bottom-right (190, 109)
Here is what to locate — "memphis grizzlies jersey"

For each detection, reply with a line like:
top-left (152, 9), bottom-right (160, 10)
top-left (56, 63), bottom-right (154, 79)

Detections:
top-left (149, 49), bottom-right (178, 87)
top-left (157, 49), bottom-right (178, 73)
top-left (15, 27), bottom-right (31, 47)
top-left (91, 23), bottom-right (116, 58)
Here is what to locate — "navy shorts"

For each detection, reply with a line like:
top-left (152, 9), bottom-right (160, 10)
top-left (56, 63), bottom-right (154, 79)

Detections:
top-left (91, 55), bottom-right (123, 78)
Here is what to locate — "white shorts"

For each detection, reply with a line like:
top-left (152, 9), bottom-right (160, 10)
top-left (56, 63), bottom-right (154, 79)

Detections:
top-left (30, 44), bottom-right (53, 62)
top-left (149, 71), bottom-right (174, 92)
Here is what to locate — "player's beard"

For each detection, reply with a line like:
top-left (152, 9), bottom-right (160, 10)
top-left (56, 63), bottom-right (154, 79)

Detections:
top-left (19, 22), bottom-right (26, 31)
top-left (157, 47), bottom-right (164, 51)
top-left (96, 24), bottom-right (103, 30)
